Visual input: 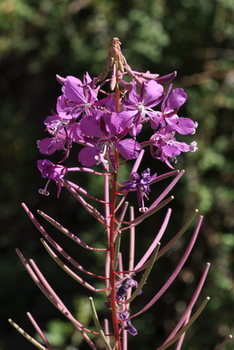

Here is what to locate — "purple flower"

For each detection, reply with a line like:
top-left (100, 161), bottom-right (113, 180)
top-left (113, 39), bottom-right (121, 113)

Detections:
top-left (105, 275), bottom-right (142, 309)
top-left (37, 159), bottom-right (67, 180)
top-left (61, 76), bottom-right (98, 118)
top-left (37, 136), bottom-right (67, 155)
top-left (78, 111), bottom-right (141, 170)
top-left (37, 159), bottom-right (67, 196)
top-left (118, 311), bottom-right (138, 336)
top-left (37, 119), bottom-right (82, 161)
top-left (116, 276), bottom-right (141, 302)
top-left (122, 80), bottom-right (164, 136)
top-left (150, 126), bottom-right (197, 168)
top-left (120, 168), bottom-right (157, 212)
top-left (154, 84), bottom-right (198, 135)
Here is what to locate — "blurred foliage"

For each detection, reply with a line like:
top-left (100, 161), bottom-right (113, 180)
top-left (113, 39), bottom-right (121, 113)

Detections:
top-left (1, 0), bottom-right (234, 349)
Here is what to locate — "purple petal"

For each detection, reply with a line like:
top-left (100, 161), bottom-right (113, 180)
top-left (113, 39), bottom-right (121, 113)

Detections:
top-left (167, 117), bottom-right (198, 135)
top-left (78, 147), bottom-right (99, 166)
top-left (126, 324), bottom-right (138, 336)
top-left (167, 88), bottom-right (187, 110)
top-left (102, 113), bottom-right (121, 135)
top-left (56, 95), bottom-right (68, 114)
top-left (37, 159), bottom-right (67, 180)
top-left (56, 74), bottom-right (82, 86)
top-left (174, 141), bottom-right (191, 152)
top-left (62, 78), bottom-right (86, 103)
top-left (37, 137), bottom-right (65, 155)
top-left (129, 122), bottom-right (143, 137)
top-left (66, 123), bottom-right (83, 142)
top-left (144, 80), bottom-right (164, 107)
top-left (162, 141), bottom-right (190, 157)
top-left (162, 145), bottom-right (182, 157)
top-left (79, 115), bottom-right (103, 138)
top-left (118, 111), bottom-right (135, 128)
top-left (128, 81), bottom-right (139, 104)
top-left (155, 71), bottom-right (177, 84)
top-left (115, 139), bottom-right (141, 159)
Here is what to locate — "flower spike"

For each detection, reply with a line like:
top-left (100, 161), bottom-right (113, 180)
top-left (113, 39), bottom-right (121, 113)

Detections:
top-left (12, 38), bottom-right (231, 350)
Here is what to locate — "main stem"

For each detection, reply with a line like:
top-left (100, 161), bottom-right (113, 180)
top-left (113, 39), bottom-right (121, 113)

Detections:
top-left (109, 79), bottom-right (122, 349)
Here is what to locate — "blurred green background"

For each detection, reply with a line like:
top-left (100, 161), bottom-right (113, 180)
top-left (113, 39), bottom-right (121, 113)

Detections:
top-left (1, 0), bottom-right (234, 349)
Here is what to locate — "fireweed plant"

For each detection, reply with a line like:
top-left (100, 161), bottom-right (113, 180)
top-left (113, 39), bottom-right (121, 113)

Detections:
top-left (9, 38), bottom-right (232, 350)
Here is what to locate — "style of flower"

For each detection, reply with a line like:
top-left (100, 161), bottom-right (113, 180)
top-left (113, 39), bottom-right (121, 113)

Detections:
top-left (120, 168), bottom-right (157, 212)
top-left (37, 159), bottom-right (67, 196)
top-left (122, 80), bottom-right (164, 136)
top-left (78, 111), bottom-right (141, 170)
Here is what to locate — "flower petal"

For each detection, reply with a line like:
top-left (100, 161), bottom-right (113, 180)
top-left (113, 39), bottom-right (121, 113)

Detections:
top-left (115, 139), bottom-right (141, 159)
top-left (78, 147), bottom-right (99, 167)
top-left (144, 80), bottom-right (164, 107)
top-left (37, 137), bottom-right (65, 155)
top-left (79, 114), bottom-right (102, 138)
top-left (167, 88), bottom-right (187, 110)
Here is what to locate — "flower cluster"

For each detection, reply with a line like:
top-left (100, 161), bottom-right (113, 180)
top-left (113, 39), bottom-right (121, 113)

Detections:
top-left (37, 57), bottom-right (198, 185)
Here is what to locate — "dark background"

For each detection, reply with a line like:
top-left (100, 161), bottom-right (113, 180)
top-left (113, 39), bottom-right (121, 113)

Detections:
top-left (1, 0), bottom-right (234, 349)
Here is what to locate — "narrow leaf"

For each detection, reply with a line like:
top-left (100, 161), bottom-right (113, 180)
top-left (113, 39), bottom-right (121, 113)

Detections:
top-left (40, 239), bottom-right (106, 292)
top-left (123, 196), bottom-right (174, 227)
top-left (36, 227), bottom-right (106, 278)
top-left (215, 335), bottom-right (233, 350)
top-left (67, 167), bottom-right (107, 175)
top-left (65, 179), bottom-right (108, 204)
top-left (27, 313), bottom-right (55, 350)
top-left (89, 297), bottom-right (112, 350)
top-left (126, 243), bottom-right (160, 303)
top-left (156, 209), bottom-right (199, 260)
top-left (63, 183), bottom-right (105, 224)
top-left (131, 216), bottom-right (203, 318)
top-left (148, 170), bottom-right (185, 211)
top-left (8, 319), bottom-right (48, 350)
top-left (134, 208), bottom-right (172, 271)
top-left (156, 297), bottom-right (210, 350)
top-left (165, 262), bottom-right (211, 344)
top-left (15, 249), bottom-right (97, 348)
top-left (33, 206), bottom-right (106, 251)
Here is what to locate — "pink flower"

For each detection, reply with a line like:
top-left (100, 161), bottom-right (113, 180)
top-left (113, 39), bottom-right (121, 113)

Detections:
top-left (149, 126), bottom-right (197, 168)
top-left (37, 159), bottom-right (67, 196)
top-left (78, 112), bottom-right (141, 170)
top-left (122, 80), bottom-right (164, 136)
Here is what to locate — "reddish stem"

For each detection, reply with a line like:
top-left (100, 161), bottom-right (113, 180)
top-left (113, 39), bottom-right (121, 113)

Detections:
top-left (109, 77), bottom-right (122, 349)
top-left (109, 155), bottom-right (121, 350)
